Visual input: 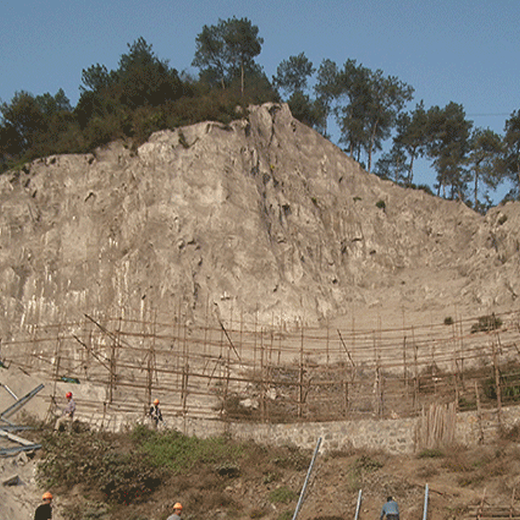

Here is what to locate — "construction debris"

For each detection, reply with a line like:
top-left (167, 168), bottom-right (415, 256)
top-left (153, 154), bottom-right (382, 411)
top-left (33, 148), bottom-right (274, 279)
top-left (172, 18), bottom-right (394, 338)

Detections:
top-left (0, 384), bottom-right (44, 457)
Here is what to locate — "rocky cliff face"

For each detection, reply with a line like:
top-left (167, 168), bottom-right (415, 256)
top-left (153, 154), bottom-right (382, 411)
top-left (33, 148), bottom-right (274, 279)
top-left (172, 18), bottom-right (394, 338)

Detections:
top-left (0, 103), bottom-right (519, 338)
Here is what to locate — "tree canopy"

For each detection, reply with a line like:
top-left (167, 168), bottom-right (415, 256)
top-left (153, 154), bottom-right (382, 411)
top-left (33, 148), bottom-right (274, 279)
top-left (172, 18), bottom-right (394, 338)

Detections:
top-left (0, 18), bottom-right (518, 209)
top-left (192, 17), bottom-right (264, 94)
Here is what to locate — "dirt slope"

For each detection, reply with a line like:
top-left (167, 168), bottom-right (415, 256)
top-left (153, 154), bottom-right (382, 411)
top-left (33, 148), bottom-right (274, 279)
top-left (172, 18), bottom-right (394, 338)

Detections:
top-left (3, 427), bottom-right (520, 520)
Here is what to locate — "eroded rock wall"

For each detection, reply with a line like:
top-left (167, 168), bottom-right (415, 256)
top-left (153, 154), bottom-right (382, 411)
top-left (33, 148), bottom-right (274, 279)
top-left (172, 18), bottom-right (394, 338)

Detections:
top-left (0, 103), bottom-right (519, 340)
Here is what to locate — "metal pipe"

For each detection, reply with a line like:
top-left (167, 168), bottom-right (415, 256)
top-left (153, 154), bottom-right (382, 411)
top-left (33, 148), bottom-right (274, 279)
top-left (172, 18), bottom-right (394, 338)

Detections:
top-left (354, 489), bottom-right (363, 520)
top-left (291, 437), bottom-right (322, 520)
top-left (422, 483), bottom-right (429, 520)
top-left (1, 384), bottom-right (44, 419)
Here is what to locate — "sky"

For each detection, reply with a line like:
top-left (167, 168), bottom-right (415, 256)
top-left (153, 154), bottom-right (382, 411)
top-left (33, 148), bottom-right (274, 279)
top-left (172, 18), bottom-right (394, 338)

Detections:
top-left (1, 0), bottom-right (519, 200)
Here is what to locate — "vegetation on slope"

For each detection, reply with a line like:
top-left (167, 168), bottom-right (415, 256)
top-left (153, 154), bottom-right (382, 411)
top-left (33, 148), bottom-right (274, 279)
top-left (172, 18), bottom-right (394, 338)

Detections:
top-left (30, 421), bottom-right (520, 520)
top-left (1, 17), bottom-right (519, 210)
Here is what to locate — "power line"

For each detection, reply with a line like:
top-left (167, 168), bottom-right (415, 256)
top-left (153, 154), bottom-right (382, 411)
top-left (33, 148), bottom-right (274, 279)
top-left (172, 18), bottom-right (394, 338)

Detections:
top-left (467, 113), bottom-right (511, 117)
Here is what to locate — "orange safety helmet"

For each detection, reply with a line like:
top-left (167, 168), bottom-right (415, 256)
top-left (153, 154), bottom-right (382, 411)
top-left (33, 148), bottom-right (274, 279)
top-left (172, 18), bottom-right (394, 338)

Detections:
top-left (42, 492), bottom-right (53, 500)
top-left (153, 398), bottom-right (160, 405)
top-left (173, 502), bottom-right (183, 510)
top-left (65, 391), bottom-right (72, 399)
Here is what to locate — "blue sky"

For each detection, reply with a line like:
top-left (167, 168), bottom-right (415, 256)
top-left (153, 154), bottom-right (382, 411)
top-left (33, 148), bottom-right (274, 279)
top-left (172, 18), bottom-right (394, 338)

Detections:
top-left (1, 0), bottom-right (519, 199)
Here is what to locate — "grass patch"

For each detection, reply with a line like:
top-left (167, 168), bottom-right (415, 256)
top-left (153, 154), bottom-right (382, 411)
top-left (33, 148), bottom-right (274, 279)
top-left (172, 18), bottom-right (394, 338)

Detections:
top-left (131, 425), bottom-right (244, 473)
top-left (268, 486), bottom-right (298, 504)
top-left (417, 448), bottom-right (445, 459)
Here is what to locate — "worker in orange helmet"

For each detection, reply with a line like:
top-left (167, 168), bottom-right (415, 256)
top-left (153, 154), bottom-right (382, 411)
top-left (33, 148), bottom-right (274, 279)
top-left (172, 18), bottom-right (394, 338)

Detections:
top-left (34, 491), bottom-right (53, 520)
top-left (54, 391), bottom-right (76, 432)
top-left (148, 398), bottom-right (163, 429)
top-left (166, 502), bottom-right (183, 520)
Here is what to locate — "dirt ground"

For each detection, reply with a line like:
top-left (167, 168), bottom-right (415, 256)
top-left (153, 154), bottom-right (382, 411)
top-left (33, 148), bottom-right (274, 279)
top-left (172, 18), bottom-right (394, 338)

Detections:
top-left (3, 422), bottom-right (520, 520)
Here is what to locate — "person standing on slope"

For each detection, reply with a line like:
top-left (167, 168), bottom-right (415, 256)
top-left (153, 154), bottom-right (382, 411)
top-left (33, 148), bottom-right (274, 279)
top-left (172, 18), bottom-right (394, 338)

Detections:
top-left (167, 502), bottom-right (183, 520)
top-left (54, 391), bottom-right (76, 432)
top-left (149, 398), bottom-right (163, 429)
top-left (34, 492), bottom-right (53, 520)
top-left (380, 496), bottom-right (400, 520)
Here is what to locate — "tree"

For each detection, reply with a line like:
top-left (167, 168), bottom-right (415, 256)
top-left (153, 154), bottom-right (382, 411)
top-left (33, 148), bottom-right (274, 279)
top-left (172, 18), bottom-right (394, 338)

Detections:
top-left (273, 53), bottom-right (323, 129)
top-left (363, 69), bottom-right (414, 173)
top-left (337, 60), bottom-right (370, 160)
top-left (467, 128), bottom-right (503, 211)
top-left (273, 52), bottom-right (315, 96)
top-left (392, 101), bottom-right (429, 185)
top-left (426, 103), bottom-right (472, 200)
top-left (117, 37), bottom-right (183, 108)
top-left (503, 110), bottom-right (520, 197)
top-left (374, 147), bottom-right (409, 184)
top-left (35, 89), bottom-right (72, 116)
top-left (192, 17), bottom-right (264, 94)
top-left (80, 64), bottom-right (114, 94)
top-left (314, 59), bottom-right (341, 136)
top-left (0, 90), bottom-right (47, 154)
top-left (315, 59), bottom-right (413, 172)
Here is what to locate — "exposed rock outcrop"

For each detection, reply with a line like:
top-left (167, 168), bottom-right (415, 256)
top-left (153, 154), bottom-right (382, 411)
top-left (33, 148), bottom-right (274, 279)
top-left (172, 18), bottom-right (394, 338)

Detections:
top-left (0, 103), bottom-right (519, 339)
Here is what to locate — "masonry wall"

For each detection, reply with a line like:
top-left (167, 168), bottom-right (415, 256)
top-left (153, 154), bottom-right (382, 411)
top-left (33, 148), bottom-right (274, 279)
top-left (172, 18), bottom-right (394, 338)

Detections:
top-left (81, 403), bottom-right (520, 455)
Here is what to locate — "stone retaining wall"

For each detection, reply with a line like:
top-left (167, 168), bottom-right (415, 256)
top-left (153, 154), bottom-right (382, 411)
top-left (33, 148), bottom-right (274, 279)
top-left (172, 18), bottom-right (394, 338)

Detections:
top-left (80, 404), bottom-right (520, 454)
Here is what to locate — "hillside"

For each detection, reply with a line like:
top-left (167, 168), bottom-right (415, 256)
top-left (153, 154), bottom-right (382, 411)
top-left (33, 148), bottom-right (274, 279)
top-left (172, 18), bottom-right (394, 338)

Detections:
top-left (3, 423), bottom-right (520, 520)
top-left (1, 102), bottom-right (520, 342)
top-left (2, 103), bottom-right (520, 520)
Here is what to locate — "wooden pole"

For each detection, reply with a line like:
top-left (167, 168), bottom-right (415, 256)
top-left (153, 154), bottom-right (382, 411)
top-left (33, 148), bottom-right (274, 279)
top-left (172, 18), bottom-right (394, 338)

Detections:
top-left (260, 328), bottom-right (265, 423)
top-left (253, 312), bottom-right (258, 367)
top-left (326, 319), bottom-right (330, 366)
top-left (108, 314), bottom-right (121, 404)
top-left (475, 380), bottom-right (484, 443)
top-left (224, 327), bottom-right (231, 423)
top-left (203, 296), bottom-right (209, 362)
top-left (181, 322), bottom-right (189, 418)
top-left (457, 308), bottom-right (465, 389)
top-left (492, 340), bottom-right (503, 428)
top-left (146, 309), bottom-right (157, 407)
top-left (413, 327), bottom-right (419, 415)
top-left (298, 321), bottom-right (304, 419)
top-left (343, 379), bottom-right (349, 417)
top-left (403, 336), bottom-right (408, 393)
top-left (239, 309), bottom-right (243, 361)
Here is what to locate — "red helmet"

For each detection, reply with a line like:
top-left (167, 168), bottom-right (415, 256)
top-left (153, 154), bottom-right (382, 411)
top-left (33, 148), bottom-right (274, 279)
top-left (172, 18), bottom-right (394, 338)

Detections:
top-left (65, 392), bottom-right (72, 399)
top-left (42, 492), bottom-right (53, 500)
top-left (153, 398), bottom-right (160, 405)
top-left (174, 502), bottom-right (183, 510)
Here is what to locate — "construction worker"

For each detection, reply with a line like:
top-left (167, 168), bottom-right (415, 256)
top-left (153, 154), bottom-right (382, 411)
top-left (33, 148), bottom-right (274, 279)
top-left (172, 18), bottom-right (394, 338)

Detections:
top-left (149, 398), bottom-right (163, 429)
top-left (166, 502), bottom-right (183, 520)
top-left (54, 391), bottom-right (76, 432)
top-left (380, 496), bottom-right (400, 520)
top-left (34, 491), bottom-right (53, 520)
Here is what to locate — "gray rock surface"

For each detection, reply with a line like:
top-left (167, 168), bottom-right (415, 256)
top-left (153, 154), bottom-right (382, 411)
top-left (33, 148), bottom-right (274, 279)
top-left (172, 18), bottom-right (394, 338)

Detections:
top-left (0, 102), bottom-right (519, 340)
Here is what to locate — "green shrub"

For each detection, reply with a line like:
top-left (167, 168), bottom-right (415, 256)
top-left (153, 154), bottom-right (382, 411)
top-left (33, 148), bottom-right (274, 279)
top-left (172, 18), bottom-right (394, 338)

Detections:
top-left (133, 427), bottom-right (244, 473)
top-left (263, 471), bottom-right (280, 484)
top-left (470, 314), bottom-right (502, 333)
top-left (376, 200), bottom-right (386, 210)
top-left (37, 429), bottom-right (164, 505)
top-left (277, 511), bottom-right (294, 520)
top-left (271, 447), bottom-right (310, 471)
top-left (354, 454), bottom-right (383, 471)
top-left (417, 448), bottom-right (445, 459)
top-left (268, 486), bottom-right (298, 504)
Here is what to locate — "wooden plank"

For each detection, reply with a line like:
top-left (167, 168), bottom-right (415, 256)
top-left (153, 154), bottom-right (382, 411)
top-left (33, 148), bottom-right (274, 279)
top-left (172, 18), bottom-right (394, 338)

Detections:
top-left (0, 429), bottom-right (34, 446)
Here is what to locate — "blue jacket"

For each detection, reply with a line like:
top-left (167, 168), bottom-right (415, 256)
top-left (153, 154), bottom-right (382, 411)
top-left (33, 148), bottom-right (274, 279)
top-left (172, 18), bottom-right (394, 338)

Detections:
top-left (381, 499), bottom-right (399, 519)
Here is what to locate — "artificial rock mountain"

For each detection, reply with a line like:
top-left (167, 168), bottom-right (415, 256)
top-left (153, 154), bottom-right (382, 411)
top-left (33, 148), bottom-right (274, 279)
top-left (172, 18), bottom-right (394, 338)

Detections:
top-left (1, 103), bottom-right (519, 339)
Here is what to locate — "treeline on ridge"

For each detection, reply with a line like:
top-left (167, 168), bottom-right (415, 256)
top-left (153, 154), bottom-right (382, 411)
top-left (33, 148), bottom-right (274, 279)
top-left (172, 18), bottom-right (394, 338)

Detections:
top-left (1, 16), bottom-right (519, 212)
